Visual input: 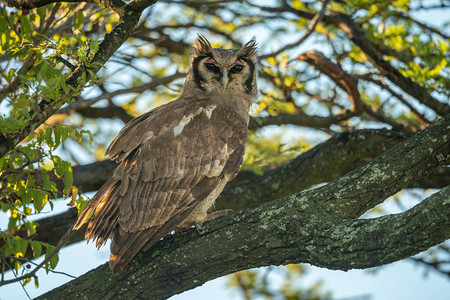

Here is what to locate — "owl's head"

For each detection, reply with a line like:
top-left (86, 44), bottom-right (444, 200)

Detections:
top-left (182, 35), bottom-right (258, 98)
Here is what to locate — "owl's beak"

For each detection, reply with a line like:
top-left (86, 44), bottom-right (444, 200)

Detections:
top-left (220, 70), bottom-right (229, 89)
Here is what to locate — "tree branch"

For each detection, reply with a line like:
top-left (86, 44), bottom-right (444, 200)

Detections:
top-left (219, 128), bottom-right (407, 211)
top-left (55, 71), bottom-right (185, 116)
top-left (1, 0), bottom-right (126, 12)
top-left (297, 50), bottom-right (364, 113)
top-left (36, 113), bottom-right (450, 299)
top-left (331, 12), bottom-right (450, 116)
top-left (0, 0), bottom-right (158, 158)
top-left (5, 127), bottom-right (443, 263)
top-left (248, 110), bottom-right (357, 130)
top-left (0, 56), bottom-right (35, 104)
top-left (256, 3), bottom-right (450, 115)
top-left (75, 105), bottom-right (134, 123)
top-left (0, 226), bottom-right (76, 287)
top-left (259, 0), bottom-right (329, 60)
top-left (37, 181), bottom-right (450, 299)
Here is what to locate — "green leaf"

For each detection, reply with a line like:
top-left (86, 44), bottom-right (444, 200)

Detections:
top-left (49, 252), bottom-right (59, 269)
top-left (36, 7), bottom-right (47, 20)
top-left (45, 245), bottom-right (59, 269)
top-left (13, 236), bottom-right (28, 256)
top-left (81, 129), bottom-right (93, 145)
top-left (31, 240), bottom-right (42, 257)
top-left (54, 159), bottom-right (73, 194)
top-left (8, 210), bottom-right (19, 232)
top-left (76, 195), bottom-right (88, 215)
top-left (19, 16), bottom-right (32, 34)
top-left (24, 221), bottom-right (36, 236)
top-left (61, 125), bottom-right (71, 141)
top-left (74, 11), bottom-right (84, 30)
top-left (45, 127), bottom-right (54, 148)
top-left (41, 171), bottom-right (56, 192)
top-left (26, 174), bottom-right (35, 189)
top-left (23, 206), bottom-right (32, 216)
top-left (34, 173), bottom-right (51, 213)
top-left (54, 126), bottom-right (62, 149)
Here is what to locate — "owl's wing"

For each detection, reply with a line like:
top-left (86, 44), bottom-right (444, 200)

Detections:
top-left (109, 104), bottom-right (248, 273)
top-left (74, 100), bottom-right (248, 273)
top-left (116, 104), bottom-right (247, 231)
top-left (105, 100), bottom-right (177, 163)
top-left (73, 99), bottom-right (190, 232)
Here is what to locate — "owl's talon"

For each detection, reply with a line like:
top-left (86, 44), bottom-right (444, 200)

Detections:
top-left (195, 223), bottom-right (204, 234)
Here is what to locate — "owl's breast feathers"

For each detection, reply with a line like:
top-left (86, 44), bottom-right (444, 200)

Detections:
top-left (73, 96), bottom-right (248, 273)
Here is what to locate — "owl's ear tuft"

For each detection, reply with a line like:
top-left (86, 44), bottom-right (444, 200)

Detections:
top-left (193, 34), bottom-right (213, 55)
top-left (237, 37), bottom-right (258, 60)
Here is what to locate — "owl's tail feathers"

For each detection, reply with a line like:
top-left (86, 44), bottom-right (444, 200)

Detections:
top-left (72, 178), bottom-right (120, 248)
top-left (109, 226), bottom-right (160, 274)
top-left (109, 206), bottom-right (198, 274)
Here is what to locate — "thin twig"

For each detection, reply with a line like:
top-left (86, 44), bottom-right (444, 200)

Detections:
top-left (1, 258), bottom-right (32, 300)
top-left (410, 256), bottom-right (450, 278)
top-left (0, 151), bottom-right (46, 181)
top-left (8, 256), bottom-right (77, 279)
top-left (55, 72), bottom-right (185, 115)
top-left (0, 226), bottom-right (76, 287)
top-left (259, 0), bottom-right (330, 60)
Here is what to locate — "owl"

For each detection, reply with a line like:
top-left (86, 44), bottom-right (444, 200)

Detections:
top-left (73, 36), bottom-right (258, 274)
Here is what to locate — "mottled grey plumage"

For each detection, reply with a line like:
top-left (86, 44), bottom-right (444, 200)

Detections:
top-left (73, 36), bottom-right (258, 273)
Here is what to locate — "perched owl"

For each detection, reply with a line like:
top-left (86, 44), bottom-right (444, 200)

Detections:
top-left (73, 36), bottom-right (258, 274)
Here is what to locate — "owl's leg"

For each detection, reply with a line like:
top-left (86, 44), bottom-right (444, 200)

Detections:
top-left (178, 209), bottom-right (233, 232)
top-left (194, 209), bottom-right (234, 231)
top-left (200, 209), bottom-right (233, 225)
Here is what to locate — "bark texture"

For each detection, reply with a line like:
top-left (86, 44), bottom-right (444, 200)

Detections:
top-left (5, 128), bottom-right (447, 266)
top-left (37, 114), bottom-right (450, 299)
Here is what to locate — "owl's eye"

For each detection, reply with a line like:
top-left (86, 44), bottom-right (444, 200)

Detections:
top-left (205, 63), bottom-right (221, 74)
top-left (230, 65), bottom-right (244, 74)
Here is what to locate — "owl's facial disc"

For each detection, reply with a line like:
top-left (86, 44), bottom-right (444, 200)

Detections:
top-left (204, 58), bottom-right (245, 89)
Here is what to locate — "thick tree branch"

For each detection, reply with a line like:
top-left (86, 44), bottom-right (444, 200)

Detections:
top-left (219, 128), bottom-right (407, 211)
top-left (75, 105), bottom-right (134, 123)
top-left (407, 167), bottom-right (450, 189)
top-left (69, 160), bottom-right (118, 193)
top-left (311, 114), bottom-right (449, 218)
top-left (38, 182), bottom-right (450, 299)
top-left (36, 113), bottom-right (450, 298)
top-left (5, 125), bottom-right (446, 263)
top-left (1, 0), bottom-right (126, 12)
top-left (132, 32), bottom-right (190, 55)
top-left (0, 0), bottom-right (158, 158)
top-left (248, 110), bottom-right (357, 130)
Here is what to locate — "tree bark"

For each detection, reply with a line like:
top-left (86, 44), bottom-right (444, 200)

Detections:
top-left (37, 114), bottom-right (450, 299)
top-left (5, 128), bottom-right (447, 266)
